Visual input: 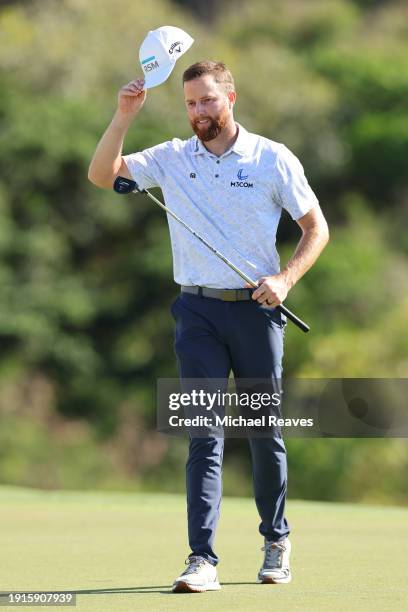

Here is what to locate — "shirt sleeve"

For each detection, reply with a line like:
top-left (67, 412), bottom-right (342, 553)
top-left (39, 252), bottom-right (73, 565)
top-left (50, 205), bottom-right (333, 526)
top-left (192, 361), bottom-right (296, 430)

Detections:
top-left (274, 145), bottom-right (319, 220)
top-left (122, 142), bottom-right (169, 190)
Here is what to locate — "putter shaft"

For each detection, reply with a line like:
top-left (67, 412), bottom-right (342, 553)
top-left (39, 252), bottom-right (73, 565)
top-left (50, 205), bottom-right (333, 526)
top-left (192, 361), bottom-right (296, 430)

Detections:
top-left (113, 176), bottom-right (310, 333)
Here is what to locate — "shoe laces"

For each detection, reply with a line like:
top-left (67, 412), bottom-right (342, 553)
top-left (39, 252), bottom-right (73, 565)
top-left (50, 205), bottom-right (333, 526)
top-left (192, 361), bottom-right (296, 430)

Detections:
top-left (261, 540), bottom-right (286, 569)
top-left (181, 556), bottom-right (208, 576)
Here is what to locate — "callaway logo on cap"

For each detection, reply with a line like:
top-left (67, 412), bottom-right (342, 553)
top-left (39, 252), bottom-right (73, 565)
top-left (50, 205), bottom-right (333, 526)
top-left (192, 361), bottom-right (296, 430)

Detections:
top-left (139, 26), bottom-right (194, 89)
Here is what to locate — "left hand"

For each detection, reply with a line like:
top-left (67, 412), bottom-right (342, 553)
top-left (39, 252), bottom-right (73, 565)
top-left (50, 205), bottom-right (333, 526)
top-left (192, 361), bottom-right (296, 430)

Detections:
top-left (246, 274), bottom-right (290, 307)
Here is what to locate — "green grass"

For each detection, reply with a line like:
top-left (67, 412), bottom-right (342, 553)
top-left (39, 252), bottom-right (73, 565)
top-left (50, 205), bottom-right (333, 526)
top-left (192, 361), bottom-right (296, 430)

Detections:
top-left (0, 486), bottom-right (407, 611)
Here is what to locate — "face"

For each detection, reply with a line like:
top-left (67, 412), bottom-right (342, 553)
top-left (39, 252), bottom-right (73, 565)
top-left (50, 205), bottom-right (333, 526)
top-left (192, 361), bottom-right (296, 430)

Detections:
top-left (184, 74), bottom-right (235, 141)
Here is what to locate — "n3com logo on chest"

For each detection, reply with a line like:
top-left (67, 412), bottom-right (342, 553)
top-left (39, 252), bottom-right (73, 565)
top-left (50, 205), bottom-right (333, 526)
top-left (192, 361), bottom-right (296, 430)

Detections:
top-left (231, 168), bottom-right (253, 188)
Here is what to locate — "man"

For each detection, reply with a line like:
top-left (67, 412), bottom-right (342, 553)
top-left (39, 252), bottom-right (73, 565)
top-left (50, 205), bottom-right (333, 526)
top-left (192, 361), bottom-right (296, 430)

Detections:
top-left (88, 61), bottom-right (329, 593)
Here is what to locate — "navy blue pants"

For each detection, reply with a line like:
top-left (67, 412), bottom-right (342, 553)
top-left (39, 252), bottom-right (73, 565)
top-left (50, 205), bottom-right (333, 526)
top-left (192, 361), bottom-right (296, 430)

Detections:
top-left (171, 291), bottom-right (290, 566)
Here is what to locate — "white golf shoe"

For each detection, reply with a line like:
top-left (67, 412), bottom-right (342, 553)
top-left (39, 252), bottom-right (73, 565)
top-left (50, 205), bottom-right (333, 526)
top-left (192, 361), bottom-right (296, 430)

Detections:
top-left (258, 537), bottom-right (292, 584)
top-left (172, 556), bottom-right (221, 593)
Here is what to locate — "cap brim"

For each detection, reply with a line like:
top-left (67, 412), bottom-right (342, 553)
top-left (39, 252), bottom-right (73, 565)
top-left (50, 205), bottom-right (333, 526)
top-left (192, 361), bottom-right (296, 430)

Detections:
top-left (143, 62), bottom-right (175, 89)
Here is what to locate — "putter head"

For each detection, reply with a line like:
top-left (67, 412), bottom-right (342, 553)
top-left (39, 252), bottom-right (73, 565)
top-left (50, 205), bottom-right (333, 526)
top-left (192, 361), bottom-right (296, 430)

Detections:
top-left (113, 176), bottom-right (142, 194)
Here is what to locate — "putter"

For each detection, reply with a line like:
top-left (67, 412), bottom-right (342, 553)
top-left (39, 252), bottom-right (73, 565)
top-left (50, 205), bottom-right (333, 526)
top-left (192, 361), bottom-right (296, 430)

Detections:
top-left (113, 176), bottom-right (310, 333)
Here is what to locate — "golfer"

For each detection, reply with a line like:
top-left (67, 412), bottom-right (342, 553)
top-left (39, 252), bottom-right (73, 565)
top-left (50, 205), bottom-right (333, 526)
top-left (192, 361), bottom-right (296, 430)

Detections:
top-left (88, 60), bottom-right (329, 592)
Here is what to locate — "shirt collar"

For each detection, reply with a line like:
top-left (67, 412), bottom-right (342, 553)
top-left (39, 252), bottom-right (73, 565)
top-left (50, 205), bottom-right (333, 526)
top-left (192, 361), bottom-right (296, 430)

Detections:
top-left (190, 123), bottom-right (250, 157)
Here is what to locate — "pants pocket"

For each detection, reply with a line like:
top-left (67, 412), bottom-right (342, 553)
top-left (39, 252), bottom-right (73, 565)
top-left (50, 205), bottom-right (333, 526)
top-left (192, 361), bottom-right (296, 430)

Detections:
top-left (170, 295), bottom-right (180, 319)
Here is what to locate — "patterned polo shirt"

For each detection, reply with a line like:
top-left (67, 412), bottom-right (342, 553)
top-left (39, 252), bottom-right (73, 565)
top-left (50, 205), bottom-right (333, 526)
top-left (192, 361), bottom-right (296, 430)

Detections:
top-left (123, 123), bottom-right (318, 288)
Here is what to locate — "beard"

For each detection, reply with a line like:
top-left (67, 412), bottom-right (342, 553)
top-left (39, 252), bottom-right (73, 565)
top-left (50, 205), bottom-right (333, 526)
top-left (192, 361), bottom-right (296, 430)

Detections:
top-left (191, 111), bottom-right (228, 142)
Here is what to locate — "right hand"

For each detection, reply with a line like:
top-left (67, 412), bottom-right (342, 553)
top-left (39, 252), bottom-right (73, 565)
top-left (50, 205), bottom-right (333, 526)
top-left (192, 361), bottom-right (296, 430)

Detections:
top-left (118, 78), bottom-right (147, 116)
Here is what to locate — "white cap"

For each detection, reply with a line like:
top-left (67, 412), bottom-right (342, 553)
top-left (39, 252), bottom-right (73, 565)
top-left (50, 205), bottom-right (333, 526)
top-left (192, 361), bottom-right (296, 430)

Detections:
top-left (139, 26), bottom-right (194, 89)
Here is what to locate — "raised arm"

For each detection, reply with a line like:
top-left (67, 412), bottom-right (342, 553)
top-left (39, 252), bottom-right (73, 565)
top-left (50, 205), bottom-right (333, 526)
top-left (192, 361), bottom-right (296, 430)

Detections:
top-left (88, 78), bottom-right (146, 189)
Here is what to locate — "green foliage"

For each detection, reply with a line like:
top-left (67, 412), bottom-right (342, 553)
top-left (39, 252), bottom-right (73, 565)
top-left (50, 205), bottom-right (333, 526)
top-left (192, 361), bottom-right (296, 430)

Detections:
top-left (286, 439), bottom-right (408, 505)
top-left (0, 0), bottom-right (407, 503)
top-left (348, 113), bottom-right (408, 201)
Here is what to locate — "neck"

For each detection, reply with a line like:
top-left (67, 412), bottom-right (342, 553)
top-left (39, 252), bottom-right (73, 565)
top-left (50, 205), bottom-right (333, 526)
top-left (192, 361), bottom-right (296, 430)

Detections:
top-left (201, 119), bottom-right (238, 157)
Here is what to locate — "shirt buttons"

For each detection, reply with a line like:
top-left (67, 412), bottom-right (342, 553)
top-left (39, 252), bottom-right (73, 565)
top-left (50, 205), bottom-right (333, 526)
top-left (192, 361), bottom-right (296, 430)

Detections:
top-left (215, 174), bottom-right (219, 178)
top-left (216, 160), bottom-right (220, 164)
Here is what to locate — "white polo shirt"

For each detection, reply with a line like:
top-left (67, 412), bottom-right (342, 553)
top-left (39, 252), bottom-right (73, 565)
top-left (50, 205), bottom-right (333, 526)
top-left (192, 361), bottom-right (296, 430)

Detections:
top-left (123, 123), bottom-right (318, 288)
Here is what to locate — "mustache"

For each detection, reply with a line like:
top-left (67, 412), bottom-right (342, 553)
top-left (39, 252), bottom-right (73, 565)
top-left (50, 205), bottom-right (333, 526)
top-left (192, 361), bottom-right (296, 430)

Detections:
top-left (193, 117), bottom-right (212, 125)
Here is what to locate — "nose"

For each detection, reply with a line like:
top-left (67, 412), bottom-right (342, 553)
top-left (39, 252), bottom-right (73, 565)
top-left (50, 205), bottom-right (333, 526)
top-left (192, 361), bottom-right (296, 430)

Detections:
top-left (195, 101), bottom-right (207, 115)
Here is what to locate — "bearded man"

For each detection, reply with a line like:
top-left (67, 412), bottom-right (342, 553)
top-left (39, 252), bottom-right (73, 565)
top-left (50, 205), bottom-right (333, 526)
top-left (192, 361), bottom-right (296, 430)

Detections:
top-left (88, 60), bottom-right (329, 593)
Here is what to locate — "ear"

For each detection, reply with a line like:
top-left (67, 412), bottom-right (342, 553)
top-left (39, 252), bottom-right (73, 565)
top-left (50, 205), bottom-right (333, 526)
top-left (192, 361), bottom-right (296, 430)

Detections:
top-left (228, 91), bottom-right (236, 109)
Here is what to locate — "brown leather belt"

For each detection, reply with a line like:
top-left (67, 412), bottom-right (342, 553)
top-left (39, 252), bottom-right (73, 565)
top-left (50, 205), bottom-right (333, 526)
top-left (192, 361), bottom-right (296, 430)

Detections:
top-left (181, 285), bottom-right (253, 302)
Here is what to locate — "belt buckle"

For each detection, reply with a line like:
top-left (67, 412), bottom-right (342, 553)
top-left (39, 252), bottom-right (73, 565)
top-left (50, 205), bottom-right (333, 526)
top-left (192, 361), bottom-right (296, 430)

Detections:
top-left (221, 289), bottom-right (237, 301)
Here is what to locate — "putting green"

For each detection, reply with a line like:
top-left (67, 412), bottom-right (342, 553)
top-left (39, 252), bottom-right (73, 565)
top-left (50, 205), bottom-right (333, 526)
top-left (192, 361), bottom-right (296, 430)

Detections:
top-left (0, 486), bottom-right (407, 611)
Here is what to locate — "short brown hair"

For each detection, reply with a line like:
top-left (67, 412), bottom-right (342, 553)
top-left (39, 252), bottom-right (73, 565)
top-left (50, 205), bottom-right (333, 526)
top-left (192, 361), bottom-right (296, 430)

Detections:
top-left (182, 61), bottom-right (235, 94)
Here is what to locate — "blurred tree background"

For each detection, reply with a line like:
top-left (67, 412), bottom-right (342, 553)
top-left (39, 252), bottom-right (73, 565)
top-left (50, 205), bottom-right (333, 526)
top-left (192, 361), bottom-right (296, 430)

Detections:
top-left (0, 0), bottom-right (407, 503)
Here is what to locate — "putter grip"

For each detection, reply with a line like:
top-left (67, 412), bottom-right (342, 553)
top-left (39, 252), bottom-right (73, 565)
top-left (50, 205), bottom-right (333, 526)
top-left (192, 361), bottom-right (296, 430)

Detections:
top-left (277, 304), bottom-right (310, 333)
